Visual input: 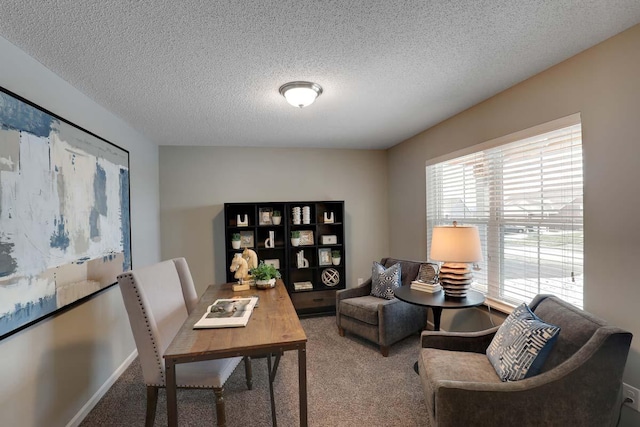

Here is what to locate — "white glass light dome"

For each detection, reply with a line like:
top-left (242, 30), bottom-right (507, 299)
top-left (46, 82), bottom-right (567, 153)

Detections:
top-left (279, 81), bottom-right (323, 108)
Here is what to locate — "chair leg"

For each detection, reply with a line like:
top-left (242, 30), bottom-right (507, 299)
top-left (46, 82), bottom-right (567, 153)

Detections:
top-left (145, 386), bottom-right (159, 427)
top-left (214, 387), bottom-right (226, 427)
top-left (380, 345), bottom-right (389, 357)
top-left (338, 326), bottom-right (345, 337)
top-left (244, 356), bottom-right (253, 390)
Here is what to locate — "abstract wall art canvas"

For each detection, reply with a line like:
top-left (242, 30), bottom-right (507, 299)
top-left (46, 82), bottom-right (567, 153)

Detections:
top-left (0, 87), bottom-right (131, 340)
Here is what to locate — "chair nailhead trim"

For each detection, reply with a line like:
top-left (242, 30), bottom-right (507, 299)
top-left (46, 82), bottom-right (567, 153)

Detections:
top-left (123, 273), bottom-right (165, 383)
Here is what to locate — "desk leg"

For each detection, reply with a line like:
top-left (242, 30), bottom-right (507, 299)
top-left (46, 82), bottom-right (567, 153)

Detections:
top-left (432, 307), bottom-right (443, 331)
top-left (298, 346), bottom-right (308, 427)
top-left (166, 359), bottom-right (178, 427)
top-left (267, 354), bottom-right (278, 427)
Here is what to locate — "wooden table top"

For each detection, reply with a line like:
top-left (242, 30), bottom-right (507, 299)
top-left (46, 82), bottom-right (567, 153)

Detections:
top-left (164, 280), bottom-right (307, 362)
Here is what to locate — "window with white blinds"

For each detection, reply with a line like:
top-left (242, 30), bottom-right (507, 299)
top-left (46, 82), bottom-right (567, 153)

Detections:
top-left (426, 115), bottom-right (583, 308)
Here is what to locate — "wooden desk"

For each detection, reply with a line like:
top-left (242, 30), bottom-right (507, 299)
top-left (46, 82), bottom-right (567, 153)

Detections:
top-left (164, 280), bottom-right (308, 426)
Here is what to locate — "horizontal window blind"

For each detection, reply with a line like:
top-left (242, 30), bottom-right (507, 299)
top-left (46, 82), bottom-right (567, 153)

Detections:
top-left (426, 119), bottom-right (583, 308)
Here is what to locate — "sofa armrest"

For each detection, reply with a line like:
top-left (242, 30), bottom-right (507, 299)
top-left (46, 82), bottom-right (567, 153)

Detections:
top-left (336, 279), bottom-right (372, 301)
top-left (336, 280), bottom-right (372, 325)
top-left (421, 327), bottom-right (499, 354)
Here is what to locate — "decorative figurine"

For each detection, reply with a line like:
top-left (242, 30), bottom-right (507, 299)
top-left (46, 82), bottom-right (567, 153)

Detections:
top-left (265, 230), bottom-right (275, 248)
top-left (323, 212), bottom-right (335, 223)
top-left (229, 253), bottom-right (250, 283)
top-left (242, 248), bottom-right (258, 270)
top-left (237, 214), bottom-right (249, 227)
top-left (297, 250), bottom-right (309, 268)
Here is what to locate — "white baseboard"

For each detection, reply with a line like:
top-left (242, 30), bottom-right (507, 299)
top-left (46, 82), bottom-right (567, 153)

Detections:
top-left (66, 350), bottom-right (138, 427)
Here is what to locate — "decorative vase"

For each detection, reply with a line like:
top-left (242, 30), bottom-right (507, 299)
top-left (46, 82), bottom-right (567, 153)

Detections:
top-left (291, 237), bottom-right (300, 247)
top-left (272, 216), bottom-right (281, 225)
top-left (255, 278), bottom-right (276, 289)
top-left (231, 240), bottom-right (241, 250)
top-left (332, 257), bottom-right (341, 266)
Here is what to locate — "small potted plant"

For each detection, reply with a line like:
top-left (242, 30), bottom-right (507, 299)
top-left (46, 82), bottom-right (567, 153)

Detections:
top-left (250, 261), bottom-right (281, 289)
top-left (291, 230), bottom-right (301, 247)
top-left (231, 233), bottom-right (242, 249)
top-left (271, 210), bottom-right (282, 225)
top-left (331, 250), bottom-right (341, 265)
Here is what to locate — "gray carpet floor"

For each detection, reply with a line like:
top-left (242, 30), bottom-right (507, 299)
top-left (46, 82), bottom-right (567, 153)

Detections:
top-left (80, 315), bottom-right (429, 426)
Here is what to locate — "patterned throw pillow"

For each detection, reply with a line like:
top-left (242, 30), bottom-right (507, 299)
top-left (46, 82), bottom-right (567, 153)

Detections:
top-left (370, 262), bottom-right (401, 300)
top-left (486, 303), bottom-right (560, 381)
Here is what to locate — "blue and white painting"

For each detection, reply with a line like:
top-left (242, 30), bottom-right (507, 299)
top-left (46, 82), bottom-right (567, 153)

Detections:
top-left (0, 88), bottom-right (131, 340)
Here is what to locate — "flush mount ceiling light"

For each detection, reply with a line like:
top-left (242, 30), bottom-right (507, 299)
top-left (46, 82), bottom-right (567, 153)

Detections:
top-left (279, 81), bottom-right (323, 108)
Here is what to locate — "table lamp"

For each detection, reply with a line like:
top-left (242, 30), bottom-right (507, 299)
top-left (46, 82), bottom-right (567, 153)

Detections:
top-left (429, 221), bottom-right (482, 298)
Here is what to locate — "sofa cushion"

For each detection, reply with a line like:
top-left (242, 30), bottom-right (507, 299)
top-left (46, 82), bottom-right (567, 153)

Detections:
top-left (381, 258), bottom-right (421, 287)
top-left (370, 261), bottom-right (401, 299)
top-left (419, 348), bottom-right (501, 416)
top-left (487, 303), bottom-right (560, 381)
top-left (339, 296), bottom-right (385, 325)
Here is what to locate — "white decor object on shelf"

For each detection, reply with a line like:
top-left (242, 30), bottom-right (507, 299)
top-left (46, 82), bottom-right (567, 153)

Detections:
top-left (323, 212), bottom-right (334, 223)
top-left (302, 205), bottom-right (311, 224)
top-left (237, 214), bottom-right (249, 227)
top-left (292, 206), bottom-right (301, 225)
top-left (321, 235), bottom-right (337, 245)
top-left (294, 281), bottom-right (313, 291)
top-left (265, 230), bottom-right (275, 248)
top-left (321, 268), bottom-right (340, 286)
top-left (296, 250), bottom-right (309, 268)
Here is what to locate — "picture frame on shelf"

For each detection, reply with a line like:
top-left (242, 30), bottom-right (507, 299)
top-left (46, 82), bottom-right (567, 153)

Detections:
top-left (318, 248), bottom-right (331, 266)
top-left (299, 230), bottom-right (314, 246)
top-left (259, 208), bottom-right (273, 225)
top-left (264, 259), bottom-right (280, 269)
top-left (239, 231), bottom-right (254, 248)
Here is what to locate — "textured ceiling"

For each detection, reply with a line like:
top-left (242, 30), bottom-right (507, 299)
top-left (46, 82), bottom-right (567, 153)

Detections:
top-left (1, 1), bottom-right (639, 149)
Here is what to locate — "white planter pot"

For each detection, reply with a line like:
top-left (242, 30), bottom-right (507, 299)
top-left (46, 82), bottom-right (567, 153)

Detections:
top-left (255, 278), bottom-right (276, 289)
top-left (231, 240), bottom-right (241, 249)
top-left (332, 257), bottom-right (341, 266)
top-left (291, 237), bottom-right (300, 247)
top-left (272, 216), bottom-right (282, 225)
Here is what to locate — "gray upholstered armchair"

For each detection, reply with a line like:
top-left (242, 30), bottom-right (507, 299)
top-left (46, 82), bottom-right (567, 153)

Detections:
top-left (336, 258), bottom-right (428, 356)
top-left (419, 294), bottom-right (632, 426)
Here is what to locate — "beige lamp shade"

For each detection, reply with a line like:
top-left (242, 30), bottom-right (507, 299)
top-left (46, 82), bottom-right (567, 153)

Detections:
top-left (430, 224), bottom-right (482, 263)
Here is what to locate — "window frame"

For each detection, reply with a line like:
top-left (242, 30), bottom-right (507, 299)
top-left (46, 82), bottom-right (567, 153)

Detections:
top-left (425, 114), bottom-right (583, 311)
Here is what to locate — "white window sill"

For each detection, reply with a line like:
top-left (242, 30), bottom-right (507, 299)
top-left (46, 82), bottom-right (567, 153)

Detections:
top-left (483, 297), bottom-right (517, 316)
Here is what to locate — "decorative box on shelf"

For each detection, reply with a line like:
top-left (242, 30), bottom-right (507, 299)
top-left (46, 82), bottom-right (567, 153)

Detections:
top-left (321, 235), bottom-right (337, 245)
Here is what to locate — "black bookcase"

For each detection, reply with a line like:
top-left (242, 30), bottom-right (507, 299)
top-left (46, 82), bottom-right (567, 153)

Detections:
top-left (224, 201), bottom-right (345, 314)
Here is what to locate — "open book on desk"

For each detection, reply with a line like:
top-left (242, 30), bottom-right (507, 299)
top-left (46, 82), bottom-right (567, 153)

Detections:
top-left (193, 296), bottom-right (258, 329)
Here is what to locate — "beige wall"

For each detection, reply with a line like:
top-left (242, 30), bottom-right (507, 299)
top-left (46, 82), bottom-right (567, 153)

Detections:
top-left (388, 24), bottom-right (640, 425)
top-left (0, 37), bottom-right (161, 427)
top-left (159, 146), bottom-right (389, 296)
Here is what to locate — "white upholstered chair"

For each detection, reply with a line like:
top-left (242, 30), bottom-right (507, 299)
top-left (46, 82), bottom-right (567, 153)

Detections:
top-left (118, 257), bottom-right (251, 427)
